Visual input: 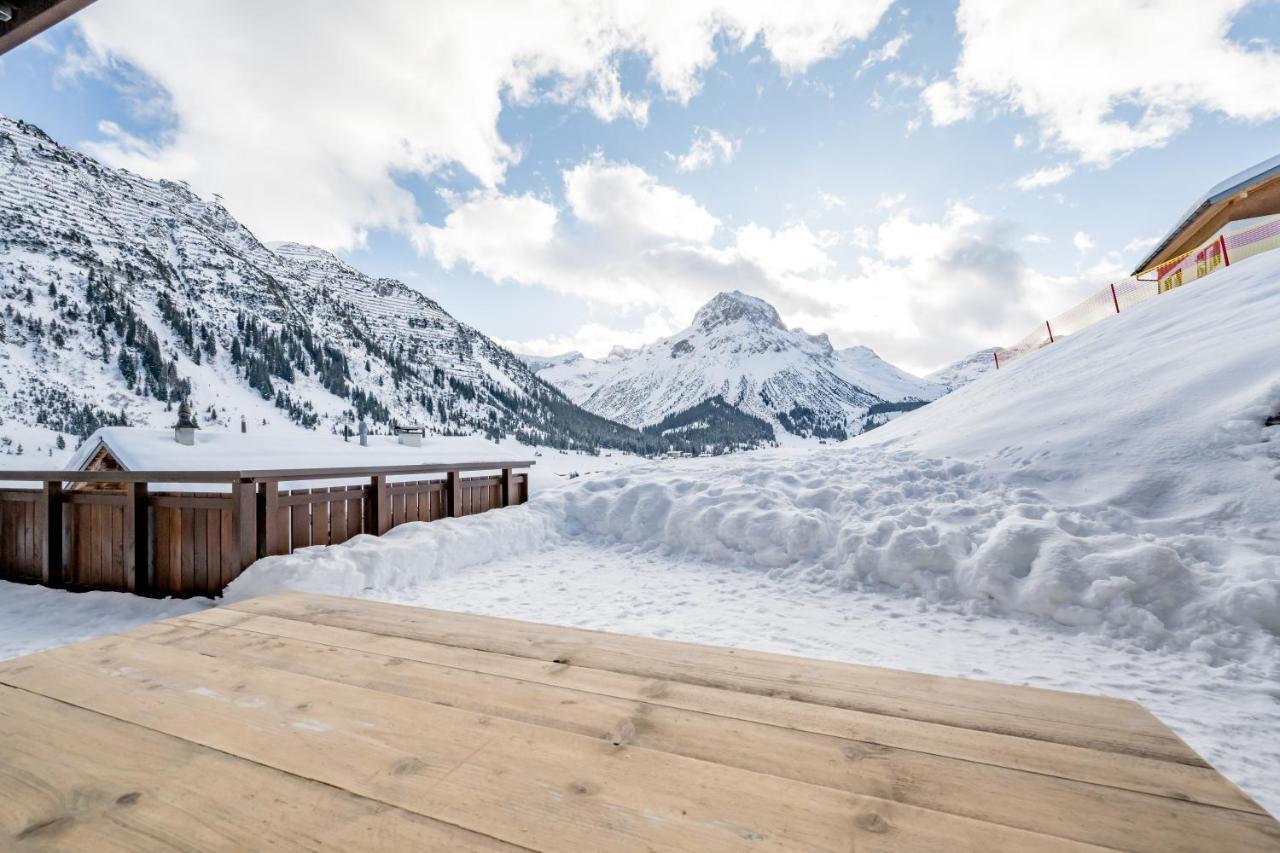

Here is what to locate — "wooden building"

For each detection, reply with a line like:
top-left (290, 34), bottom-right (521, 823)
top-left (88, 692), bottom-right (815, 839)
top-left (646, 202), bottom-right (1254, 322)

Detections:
top-left (1135, 152), bottom-right (1280, 274)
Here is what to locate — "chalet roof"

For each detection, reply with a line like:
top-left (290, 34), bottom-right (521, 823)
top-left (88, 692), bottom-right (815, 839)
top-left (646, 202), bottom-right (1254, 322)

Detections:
top-left (1134, 152), bottom-right (1280, 274)
top-left (65, 427), bottom-right (513, 487)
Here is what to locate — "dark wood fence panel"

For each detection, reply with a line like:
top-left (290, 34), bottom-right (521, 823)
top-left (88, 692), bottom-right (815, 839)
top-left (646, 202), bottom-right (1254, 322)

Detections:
top-left (152, 494), bottom-right (236, 596)
top-left (64, 492), bottom-right (127, 590)
top-left (0, 460), bottom-right (532, 598)
top-left (0, 490), bottom-right (41, 582)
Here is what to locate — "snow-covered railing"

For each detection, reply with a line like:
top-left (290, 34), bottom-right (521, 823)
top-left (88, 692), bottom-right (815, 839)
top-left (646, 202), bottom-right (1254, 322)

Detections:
top-left (0, 460), bottom-right (533, 597)
top-left (994, 213), bottom-right (1280, 370)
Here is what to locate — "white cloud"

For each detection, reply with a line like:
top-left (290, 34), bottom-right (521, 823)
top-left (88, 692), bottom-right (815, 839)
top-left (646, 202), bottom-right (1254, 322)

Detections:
top-left (565, 159), bottom-right (720, 243)
top-left (1014, 162), bottom-right (1073, 191)
top-left (667, 127), bottom-right (740, 172)
top-left (1013, 132), bottom-right (1025, 149)
top-left (858, 32), bottom-right (910, 75)
top-left (1024, 232), bottom-right (1051, 245)
top-left (504, 312), bottom-right (678, 359)
top-left (419, 156), bottom-right (1101, 373)
top-left (734, 223), bottom-right (837, 277)
top-left (819, 191), bottom-right (847, 209)
top-left (876, 191), bottom-right (907, 209)
top-left (1073, 231), bottom-right (1095, 252)
top-left (924, 0), bottom-right (1280, 164)
top-left (70, 0), bottom-right (894, 250)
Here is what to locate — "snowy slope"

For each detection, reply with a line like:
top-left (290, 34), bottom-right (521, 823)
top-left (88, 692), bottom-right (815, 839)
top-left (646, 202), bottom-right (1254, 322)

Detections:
top-left (237, 247), bottom-right (1280, 661)
top-left (0, 116), bottom-right (644, 455)
top-left (531, 291), bottom-right (944, 437)
top-left (925, 347), bottom-right (1001, 390)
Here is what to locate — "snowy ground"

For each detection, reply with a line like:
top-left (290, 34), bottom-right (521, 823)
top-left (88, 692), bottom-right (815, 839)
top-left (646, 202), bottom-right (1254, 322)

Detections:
top-left (2, 250), bottom-right (1277, 814)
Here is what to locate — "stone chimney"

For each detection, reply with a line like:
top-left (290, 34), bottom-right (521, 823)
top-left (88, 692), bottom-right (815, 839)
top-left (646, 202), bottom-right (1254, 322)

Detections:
top-left (174, 400), bottom-right (200, 446)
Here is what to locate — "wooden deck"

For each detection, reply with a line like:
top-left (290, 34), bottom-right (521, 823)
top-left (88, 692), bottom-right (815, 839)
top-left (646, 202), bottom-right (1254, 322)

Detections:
top-left (0, 593), bottom-right (1276, 851)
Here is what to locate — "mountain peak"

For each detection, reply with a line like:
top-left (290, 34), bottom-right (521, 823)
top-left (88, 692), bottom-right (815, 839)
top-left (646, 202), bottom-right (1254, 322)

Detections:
top-left (693, 291), bottom-right (785, 332)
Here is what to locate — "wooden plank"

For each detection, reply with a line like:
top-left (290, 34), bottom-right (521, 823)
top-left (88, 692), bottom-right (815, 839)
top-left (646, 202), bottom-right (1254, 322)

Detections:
top-left (167, 507), bottom-right (181, 593)
top-left (232, 480), bottom-right (256, 576)
top-left (371, 475), bottom-right (390, 535)
top-left (205, 509), bottom-right (221, 596)
top-left (0, 637), bottom-right (1106, 853)
top-left (126, 617), bottom-right (1279, 852)
top-left (149, 495), bottom-right (235, 511)
top-left (192, 508), bottom-right (208, 595)
top-left (0, 687), bottom-right (521, 852)
top-left (220, 509), bottom-right (234, 587)
top-left (180, 508), bottom-right (195, 594)
top-left (123, 482), bottom-right (148, 594)
top-left (227, 593), bottom-right (1202, 765)
top-left (316, 492), bottom-right (333, 547)
top-left (328, 488), bottom-right (348, 544)
top-left (167, 608), bottom-right (1264, 815)
top-left (153, 507), bottom-right (170, 594)
top-left (501, 468), bottom-right (513, 507)
top-left (346, 491), bottom-right (363, 539)
top-left (290, 496), bottom-right (310, 552)
top-left (447, 470), bottom-right (461, 518)
top-left (111, 502), bottom-right (125, 589)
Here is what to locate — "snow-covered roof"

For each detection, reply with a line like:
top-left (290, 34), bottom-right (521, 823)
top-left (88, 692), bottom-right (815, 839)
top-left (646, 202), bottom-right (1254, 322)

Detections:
top-left (1134, 152), bottom-right (1280, 273)
top-left (66, 427), bottom-right (518, 480)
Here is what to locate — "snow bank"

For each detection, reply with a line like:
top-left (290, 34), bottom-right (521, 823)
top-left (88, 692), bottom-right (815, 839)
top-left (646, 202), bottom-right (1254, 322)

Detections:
top-left (228, 251), bottom-right (1280, 664)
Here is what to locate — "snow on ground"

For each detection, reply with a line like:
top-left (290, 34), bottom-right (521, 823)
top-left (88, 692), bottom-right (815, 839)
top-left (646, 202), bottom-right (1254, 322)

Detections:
top-left (0, 582), bottom-right (210, 661)
top-left (2, 249), bottom-right (1278, 811)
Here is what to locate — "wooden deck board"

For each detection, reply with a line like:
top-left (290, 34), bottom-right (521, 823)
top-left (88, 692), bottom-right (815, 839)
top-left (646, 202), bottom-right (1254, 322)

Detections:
top-left (0, 591), bottom-right (1275, 852)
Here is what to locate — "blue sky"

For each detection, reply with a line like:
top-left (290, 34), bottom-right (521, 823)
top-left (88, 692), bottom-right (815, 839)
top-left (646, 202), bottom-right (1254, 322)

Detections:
top-left (2, 1), bottom-right (1278, 372)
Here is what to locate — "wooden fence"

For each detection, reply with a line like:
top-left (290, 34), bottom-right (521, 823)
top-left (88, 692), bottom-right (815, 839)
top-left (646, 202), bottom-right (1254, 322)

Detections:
top-left (0, 461), bottom-right (532, 597)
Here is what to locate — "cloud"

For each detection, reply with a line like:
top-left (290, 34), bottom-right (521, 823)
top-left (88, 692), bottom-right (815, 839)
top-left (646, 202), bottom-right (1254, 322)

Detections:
top-left (69, 0), bottom-right (894, 250)
top-left (1013, 132), bottom-right (1025, 149)
top-left (876, 191), bottom-right (907, 209)
top-left (1024, 233), bottom-right (1051, 245)
top-left (1014, 162), bottom-right (1073, 191)
top-left (504, 312), bottom-right (679, 359)
top-left (857, 32), bottom-right (910, 75)
top-left (923, 0), bottom-right (1280, 164)
top-left (1073, 231), bottom-right (1095, 252)
top-left (667, 127), bottom-right (740, 172)
top-left (819, 191), bottom-right (847, 209)
top-left (418, 156), bottom-right (1101, 373)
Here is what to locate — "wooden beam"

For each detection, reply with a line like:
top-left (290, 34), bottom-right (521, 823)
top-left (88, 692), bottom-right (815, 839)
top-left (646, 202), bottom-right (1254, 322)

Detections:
top-left (447, 470), bottom-right (461, 518)
top-left (500, 468), bottom-right (513, 507)
top-left (0, 0), bottom-right (97, 57)
top-left (37, 480), bottom-right (62, 586)
top-left (122, 481), bottom-right (149, 594)
top-left (230, 479), bottom-right (256, 574)
top-left (258, 480), bottom-right (286, 558)
top-left (370, 475), bottom-right (391, 535)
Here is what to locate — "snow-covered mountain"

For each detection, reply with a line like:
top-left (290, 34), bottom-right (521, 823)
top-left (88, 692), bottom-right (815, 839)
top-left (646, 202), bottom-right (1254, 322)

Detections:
top-left (0, 115), bottom-right (655, 454)
top-left (926, 347), bottom-right (1001, 391)
top-left (527, 291), bottom-right (944, 438)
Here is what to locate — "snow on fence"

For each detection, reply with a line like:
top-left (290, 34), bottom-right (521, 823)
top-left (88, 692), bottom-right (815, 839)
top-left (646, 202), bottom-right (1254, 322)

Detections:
top-left (994, 213), bottom-right (1280, 370)
top-left (0, 461), bottom-right (531, 597)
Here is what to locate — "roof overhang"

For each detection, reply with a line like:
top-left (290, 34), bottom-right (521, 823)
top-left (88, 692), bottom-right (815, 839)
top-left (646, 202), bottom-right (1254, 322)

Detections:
top-left (0, 0), bottom-right (97, 56)
top-left (1134, 153), bottom-right (1280, 274)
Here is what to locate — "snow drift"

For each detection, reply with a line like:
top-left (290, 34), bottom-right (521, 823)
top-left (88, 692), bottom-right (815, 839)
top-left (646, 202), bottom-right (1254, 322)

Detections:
top-left (230, 252), bottom-right (1280, 664)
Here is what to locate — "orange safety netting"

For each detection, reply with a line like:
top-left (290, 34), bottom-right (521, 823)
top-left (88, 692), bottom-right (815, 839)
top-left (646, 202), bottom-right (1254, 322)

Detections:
top-left (994, 214), bottom-right (1280, 370)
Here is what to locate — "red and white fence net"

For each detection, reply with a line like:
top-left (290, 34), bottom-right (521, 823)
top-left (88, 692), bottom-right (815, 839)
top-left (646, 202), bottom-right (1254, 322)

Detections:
top-left (995, 213), bottom-right (1280, 370)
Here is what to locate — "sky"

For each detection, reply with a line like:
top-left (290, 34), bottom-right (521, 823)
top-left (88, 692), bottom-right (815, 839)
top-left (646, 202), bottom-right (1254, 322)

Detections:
top-left (1, 1), bottom-right (1278, 374)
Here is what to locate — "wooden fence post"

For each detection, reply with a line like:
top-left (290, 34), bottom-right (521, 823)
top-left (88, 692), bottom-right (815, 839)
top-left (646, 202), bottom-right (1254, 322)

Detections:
top-left (501, 468), bottom-right (514, 507)
top-left (230, 479), bottom-right (256, 573)
top-left (39, 480), bottom-right (63, 586)
top-left (259, 480), bottom-right (286, 556)
top-left (123, 481), bottom-right (149, 594)
top-left (371, 475), bottom-right (391, 534)
top-left (447, 469), bottom-right (461, 518)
